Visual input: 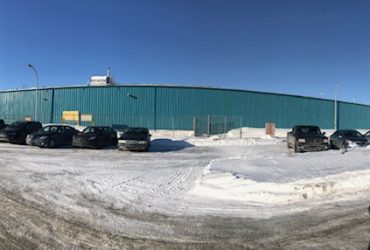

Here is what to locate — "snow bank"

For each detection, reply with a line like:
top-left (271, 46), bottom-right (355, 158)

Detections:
top-left (150, 129), bottom-right (195, 137)
top-left (190, 146), bottom-right (370, 211)
top-left (226, 127), bottom-right (339, 138)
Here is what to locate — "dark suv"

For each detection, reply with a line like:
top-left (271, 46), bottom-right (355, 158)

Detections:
top-left (0, 121), bottom-right (42, 144)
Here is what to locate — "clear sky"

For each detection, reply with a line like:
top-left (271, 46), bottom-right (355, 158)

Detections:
top-left (1, 0), bottom-right (369, 104)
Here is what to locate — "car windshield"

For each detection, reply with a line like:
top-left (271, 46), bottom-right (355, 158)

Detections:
top-left (343, 130), bottom-right (362, 138)
top-left (82, 127), bottom-right (104, 134)
top-left (40, 126), bottom-right (58, 132)
top-left (123, 128), bottom-right (148, 136)
top-left (297, 126), bottom-right (320, 134)
top-left (8, 121), bottom-right (25, 129)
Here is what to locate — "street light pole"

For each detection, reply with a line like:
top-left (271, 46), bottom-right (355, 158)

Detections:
top-left (334, 81), bottom-right (345, 130)
top-left (28, 64), bottom-right (39, 121)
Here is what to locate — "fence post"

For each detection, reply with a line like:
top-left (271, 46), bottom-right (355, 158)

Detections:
top-left (239, 116), bottom-right (243, 139)
top-left (172, 116), bottom-right (175, 137)
top-left (207, 115), bottom-right (211, 136)
top-left (224, 116), bottom-right (227, 136)
top-left (193, 116), bottom-right (197, 136)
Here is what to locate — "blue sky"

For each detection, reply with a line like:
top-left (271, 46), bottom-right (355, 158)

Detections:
top-left (1, 0), bottom-right (370, 104)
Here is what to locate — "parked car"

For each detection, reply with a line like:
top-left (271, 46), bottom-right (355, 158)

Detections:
top-left (330, 129), bottom-right (368, 149)
top-left (118, 127), bottom-right (151, 151)
top-left (0, 119), bottom-right (7, 131)
top-left (72, 126), bottom-right (117, 149)
top-left (0, 121), bottom-right (42, 144)
top-left (26, 125), bottom-right (79, 148)
top-left (364, 131), bottom-right (370, 143)
top-left (287, 125), bottom-right (329, 153)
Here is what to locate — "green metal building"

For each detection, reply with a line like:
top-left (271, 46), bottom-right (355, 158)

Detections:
top-left (0, 85), bottom-right (369, 133)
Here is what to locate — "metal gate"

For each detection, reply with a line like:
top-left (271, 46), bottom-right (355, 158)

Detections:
top-left (193, 115), bottom-right (242, 136)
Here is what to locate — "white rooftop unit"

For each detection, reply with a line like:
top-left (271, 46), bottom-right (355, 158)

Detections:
top-left (89, 76), bottom-right (114, 86)
top-left (89, 67), bottom-right (115, 86)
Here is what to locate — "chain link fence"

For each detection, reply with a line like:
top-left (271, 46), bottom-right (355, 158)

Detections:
top-left (192, 115), bottom-right (243, 137)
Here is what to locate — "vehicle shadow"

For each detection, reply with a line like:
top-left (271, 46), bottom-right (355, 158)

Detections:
top-left (149, 139), bottom-right (194, 152)
top-left (56, 144), bottom-right (118, 150)
top-left (100, 145), bottom-right (119, 150)
top-left (41, 140), bottom-right (194, 152)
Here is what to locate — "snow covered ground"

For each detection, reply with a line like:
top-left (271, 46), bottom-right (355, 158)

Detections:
top-left (0, 132), bottom-right (370, 247)
top-left (188, 138), bottom-right (370, 218)
top-left (1, 137), bottom-right (370, 219)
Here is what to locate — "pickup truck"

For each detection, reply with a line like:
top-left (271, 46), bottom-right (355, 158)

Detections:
top-left (287, 125), bottom-right (329, 153)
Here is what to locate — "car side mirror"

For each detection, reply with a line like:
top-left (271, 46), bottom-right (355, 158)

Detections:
top-left (149, 134), bottom-right (152, 137)
top-left (322, 132), bottom-right (326, 135)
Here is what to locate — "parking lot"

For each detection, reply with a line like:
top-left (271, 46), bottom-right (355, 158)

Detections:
top-left (0, 137), bottom-right (370, 248)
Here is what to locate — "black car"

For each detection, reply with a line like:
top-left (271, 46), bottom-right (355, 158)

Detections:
top-left (72, 126), bottom-right (118, 149)
top-left (0, 121), bottom-right (42, 144)
top-left (0, 119), bottom-right (7, 131)
top-left (330, 129), bottom-right (368, 149)
top-left (364, 131), bottom-right (370, 143)
top-left (118, 127), bottom-right (151, 151)
top-left (26, 125), bottom-right (79, 148)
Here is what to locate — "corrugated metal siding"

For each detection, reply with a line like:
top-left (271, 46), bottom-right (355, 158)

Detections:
top-left (156, 87), bottom-right (334, 129)
top-left (0, 85), bottom-right (369, 130)
top-left (0, 90), bottom-right (35, 122)
top-left (52, 86), bottom-right (155, 127)
top-left (0, 89), bottom-right (54, 123)
top-left (338, 102), bottom-right (370, 129)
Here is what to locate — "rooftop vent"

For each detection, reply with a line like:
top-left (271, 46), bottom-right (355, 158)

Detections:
top-left (89, 67), bottom-right (115, 86)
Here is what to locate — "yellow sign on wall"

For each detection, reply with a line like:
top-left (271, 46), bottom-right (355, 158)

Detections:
top-left (62, 111), bottom-right (80, 122)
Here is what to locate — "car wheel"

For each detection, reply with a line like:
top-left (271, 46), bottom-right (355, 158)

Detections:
top-left (19, 135), bottom-right (27, 145)
top-left (294, 142), bottom-right (300, 153)
top-left (48, 139), bottom-right (56, 148)
top-left (95, 141), bottom-right (102, 149)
